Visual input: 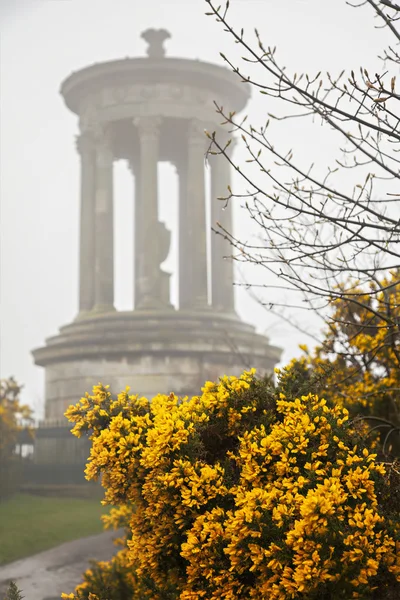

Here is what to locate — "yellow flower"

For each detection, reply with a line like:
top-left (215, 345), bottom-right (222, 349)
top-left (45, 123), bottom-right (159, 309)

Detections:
top-left (61, 369), bottom-right (400, 600)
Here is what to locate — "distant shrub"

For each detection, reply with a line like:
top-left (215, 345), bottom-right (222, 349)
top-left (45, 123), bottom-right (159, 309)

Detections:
top-left (0, 378), bottom-right (34, 501)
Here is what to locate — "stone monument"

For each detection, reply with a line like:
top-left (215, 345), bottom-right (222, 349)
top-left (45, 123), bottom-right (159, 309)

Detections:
top-left (31, 30), bottom-right (281, 470)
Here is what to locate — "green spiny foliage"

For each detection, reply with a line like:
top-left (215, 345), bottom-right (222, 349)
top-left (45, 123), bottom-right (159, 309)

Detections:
top-left (3, 581), bottom-right (24, 600)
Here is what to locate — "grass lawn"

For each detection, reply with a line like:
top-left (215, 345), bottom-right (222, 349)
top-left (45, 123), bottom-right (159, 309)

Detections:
top-left (0, 493), bottom-right (108, 565)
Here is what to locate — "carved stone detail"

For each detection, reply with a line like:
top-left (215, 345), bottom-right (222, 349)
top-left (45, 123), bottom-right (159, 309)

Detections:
top-left (188, 119), bottom-right (208, 148)
top-left (75, 131), bottom-right (95, 156)
top-left (81, 84), bottom-right (223, 112)
top-left (79, 100), bottom-right (98, 133)
top-left (92, 126), bottom-right (112, 168)
top-left (134, 116), bottom-right (162, 139)
top-left (141, 29), bottom-right (171, 58)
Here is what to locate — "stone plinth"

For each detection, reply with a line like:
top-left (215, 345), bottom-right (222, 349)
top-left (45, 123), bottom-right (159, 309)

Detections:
top-left (33, 310), bottom-right (281, 420)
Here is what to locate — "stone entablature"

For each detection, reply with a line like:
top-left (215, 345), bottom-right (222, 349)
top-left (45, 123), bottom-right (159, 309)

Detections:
top-left (78, 84), bottom-right (226, 131)
top-left (61, 57), bottom-right (249, 118)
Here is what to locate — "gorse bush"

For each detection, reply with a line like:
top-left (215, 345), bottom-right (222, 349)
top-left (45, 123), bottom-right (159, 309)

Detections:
top-left (62, 370), bottom-right (400, 600)
top-left (277, 272), bottom-right (400, 458)
top-left (305, 274), bottom-right (399, 419)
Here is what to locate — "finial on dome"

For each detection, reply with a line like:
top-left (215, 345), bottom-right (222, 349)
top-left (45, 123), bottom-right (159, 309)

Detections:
top-left (141, 29), bottom-right (171, 58)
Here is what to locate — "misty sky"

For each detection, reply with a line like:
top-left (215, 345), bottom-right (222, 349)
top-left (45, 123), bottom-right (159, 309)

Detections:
top-left (0, 0), bottom-right (389, 418)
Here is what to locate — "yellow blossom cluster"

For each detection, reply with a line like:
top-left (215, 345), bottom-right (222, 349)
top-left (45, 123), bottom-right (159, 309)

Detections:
top-left (284, 272), bottom-right (400, 434)
top-left (62, 370), bottom-right (400, 600)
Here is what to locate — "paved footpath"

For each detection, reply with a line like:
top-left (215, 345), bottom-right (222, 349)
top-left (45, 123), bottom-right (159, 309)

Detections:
top-left (0, 529), bottom-right (124, 600)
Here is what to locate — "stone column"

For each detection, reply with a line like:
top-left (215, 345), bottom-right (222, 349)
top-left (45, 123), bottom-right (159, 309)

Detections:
top-left (176, 158), bottom-right (190, 309)
top-left (210, 134), bottom-right (236, 313)
top-left (182, 119), bottom-right (208, 309)
top-left (76, 131), bottom-right (96, 316)
top-left (93, 126), bottom-right (115, 312)
top-left (128, 159), bottom-right (141, 309)
top-left (134, 117), bottom-right (167, 309)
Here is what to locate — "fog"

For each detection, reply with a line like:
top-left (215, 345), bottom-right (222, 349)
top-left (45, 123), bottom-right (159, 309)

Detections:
top-left (1, 2), bottom-right (396, 598)
top-left (0, 0), bottom-right (388, 419)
